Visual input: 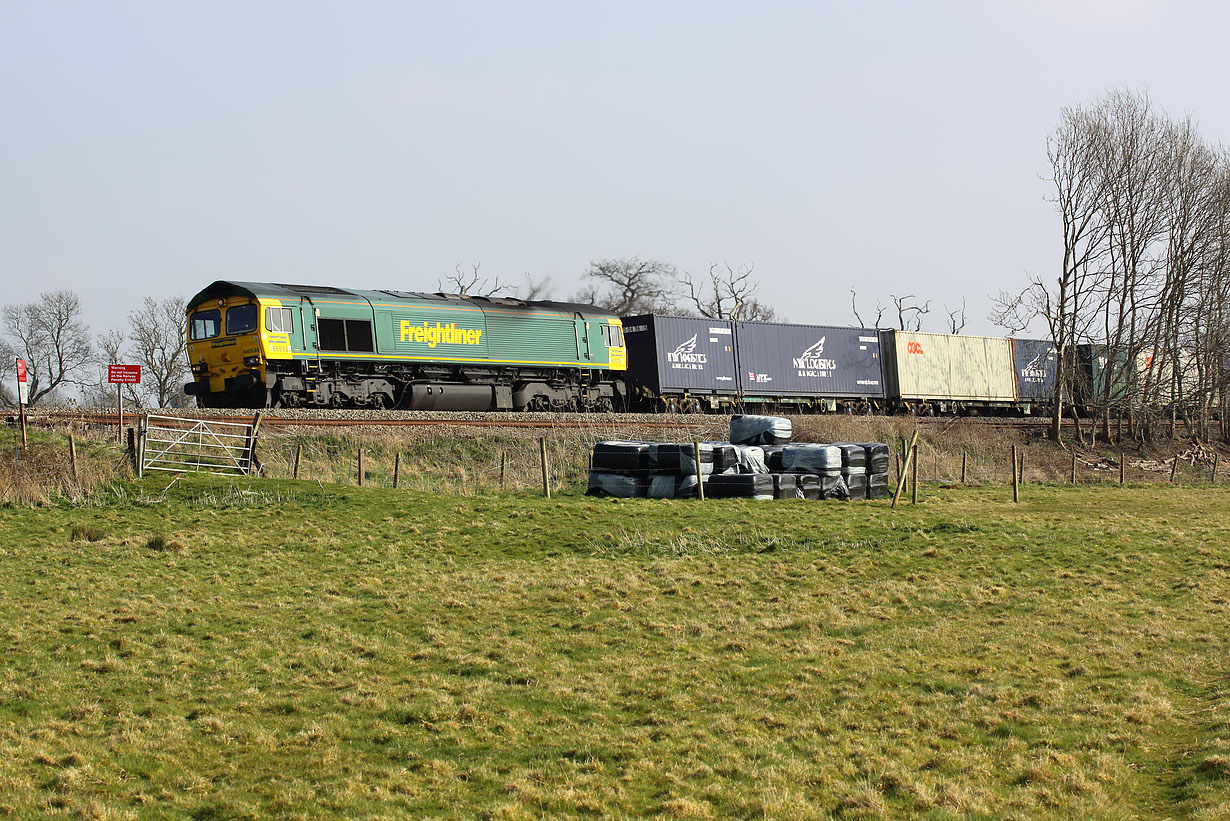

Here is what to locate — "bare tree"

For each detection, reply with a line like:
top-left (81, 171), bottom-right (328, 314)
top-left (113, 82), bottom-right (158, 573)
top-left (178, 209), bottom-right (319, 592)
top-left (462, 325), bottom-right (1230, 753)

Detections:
top-left (520, 274), bottom-right (554, 301)
top-left (890, 294), bottom-right (932, 331)
top-left (82, 328), bottom-right (131, 408)
top-left (573, 257), bottom-right (680, 315)
top-left (126, 296), bottom-right (190, 408)
top-left (944, 299), bottom-right (968, 334)
top-left (1, 290), bottom-right (93, 407)
top-left (440, 263), bottom-right (509, 297)
top-left (682, 263), bottom-right (778, 321)
top-left (849, 289), bottom-right (886, 329)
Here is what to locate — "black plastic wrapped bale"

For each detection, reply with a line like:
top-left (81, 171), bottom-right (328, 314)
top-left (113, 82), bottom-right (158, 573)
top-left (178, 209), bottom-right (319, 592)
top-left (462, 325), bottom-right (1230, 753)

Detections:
top-left (819, 475), bottom-right (849, 500)
top-left (762, 446), bottom-right (785, 473)
top-left (855, 443), bottom-right (891, 475)
top-left (796, 474), bottom-right (821, 500)
top-left (592, 441), bottom-right (649, 472)
top-left (647, 443), bottom-right (715, 476)
top-left (729, 414), bottom-right (793, 446)
top-left (730, 444), bottom-right (769, 474)
top-left (648, 474), bottom-right (701, 499)
top-left (771, 473), bottom-right (802, 500)
top-left (845, 473), bottom-right (868, 500)
top-left (704, 474), bottom-right (775, 500)
top-left (867, 474), bottom-right (890, 500)
top-left (586, 472), bottom-right (649, 498)
top-left (782, 444), bottom-right (842, 476)
top-left (707, 443), bottom-right (741, 474)
top-left (832, 443), bottom-right (867, 474)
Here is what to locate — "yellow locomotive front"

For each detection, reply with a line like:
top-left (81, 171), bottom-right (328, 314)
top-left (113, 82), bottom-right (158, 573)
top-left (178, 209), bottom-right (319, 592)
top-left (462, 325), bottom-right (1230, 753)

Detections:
top-left (184, 292), bottom-right (271, 407)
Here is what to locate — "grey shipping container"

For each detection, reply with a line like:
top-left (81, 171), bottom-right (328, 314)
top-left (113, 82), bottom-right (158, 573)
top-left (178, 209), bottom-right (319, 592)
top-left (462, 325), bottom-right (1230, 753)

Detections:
top-left (621, 314), bottom-right (739, 395)
top-left (735, 322), bottom-right (885, 398)
top-left (1011, 339), bottom-right (1058, 403)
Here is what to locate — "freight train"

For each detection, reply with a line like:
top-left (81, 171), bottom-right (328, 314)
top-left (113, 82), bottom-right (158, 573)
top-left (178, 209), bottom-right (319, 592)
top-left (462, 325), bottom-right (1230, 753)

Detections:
top-left (183, 279), bottom-right (1068, 414)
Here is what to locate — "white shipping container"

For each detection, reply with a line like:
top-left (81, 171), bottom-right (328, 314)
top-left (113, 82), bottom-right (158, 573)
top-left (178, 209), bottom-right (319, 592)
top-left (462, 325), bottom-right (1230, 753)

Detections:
top-left (886, 331), bottom-right (1017, 401)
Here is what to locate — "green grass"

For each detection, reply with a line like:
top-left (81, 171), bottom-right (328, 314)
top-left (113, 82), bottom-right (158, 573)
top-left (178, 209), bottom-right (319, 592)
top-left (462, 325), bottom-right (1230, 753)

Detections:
top-left (0, 479), bottom-right (1228, 818)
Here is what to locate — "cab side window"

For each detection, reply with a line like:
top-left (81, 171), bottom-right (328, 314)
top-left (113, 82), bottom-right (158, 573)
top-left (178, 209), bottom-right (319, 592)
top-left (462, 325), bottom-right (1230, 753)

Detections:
top-left (265, 307), bottom-right (294, 333)
top-left (602, 325), bottom-right (624, 347)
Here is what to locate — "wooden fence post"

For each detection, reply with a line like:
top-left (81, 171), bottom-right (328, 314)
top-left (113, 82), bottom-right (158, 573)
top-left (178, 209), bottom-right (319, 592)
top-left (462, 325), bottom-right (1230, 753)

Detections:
top-left (1119, 455), bottom-right (1125, 485)
top-left (68, 434), bottom-right (78, 482)
top-left (293, 444), bottom-right (302, 480)
top-left (1018, 450), bottom-right (1024, 484)
top-left (393, 452), bottom-right (401, 489)
top-left (911, 444), bottom-right (919, 505)
top-left (1012, 445), bottom-right (1019, 503)
top-left (500, 451), bottom-right (507, 490)
top-left (245, 412), bottom-right (265, 476)
top-left (891, 430), bottom-right (919, 509)
top-left (961, 451), bottom-right (967, 484)
top-left (1212, 452), bottom-right (1219, 484)
top-left (1070, 452), bottom-right (1077, 484)
top-left (539, 437), bottom-right (551, 498)
top-left (358, 448), bottom-right (364, 487)
top-left (127, 427), bottom-right (138, 475)
top-left (1170, 456), bottom-right (1178, 484)
top-left (693, 441), bottom-right (705, 501)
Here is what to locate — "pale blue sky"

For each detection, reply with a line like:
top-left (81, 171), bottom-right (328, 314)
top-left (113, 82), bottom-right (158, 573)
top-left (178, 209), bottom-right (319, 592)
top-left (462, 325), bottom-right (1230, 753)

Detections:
top-left (3, 1), bottom-right (1227, 338)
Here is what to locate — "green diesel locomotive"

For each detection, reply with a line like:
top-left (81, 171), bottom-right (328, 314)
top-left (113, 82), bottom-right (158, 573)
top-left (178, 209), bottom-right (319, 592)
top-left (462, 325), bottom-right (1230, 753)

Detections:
top-left (184, 281), bottom-right (628, 410)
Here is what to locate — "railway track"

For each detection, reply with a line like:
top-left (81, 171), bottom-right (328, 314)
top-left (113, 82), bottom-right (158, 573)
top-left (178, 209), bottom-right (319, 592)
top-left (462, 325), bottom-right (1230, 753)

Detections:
top-left (25, 410), bottom-right (1071, 431)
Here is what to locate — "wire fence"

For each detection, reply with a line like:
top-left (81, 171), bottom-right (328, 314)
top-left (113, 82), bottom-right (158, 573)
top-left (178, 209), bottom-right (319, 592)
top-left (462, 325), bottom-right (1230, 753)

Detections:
top-left (3, 416), bottom-right (1227, 505)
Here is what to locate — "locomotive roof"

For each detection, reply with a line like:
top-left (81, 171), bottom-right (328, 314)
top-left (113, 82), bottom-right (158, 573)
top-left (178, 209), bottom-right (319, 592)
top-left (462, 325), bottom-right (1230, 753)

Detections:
top-left (187, 280), bottom-right (615, 317)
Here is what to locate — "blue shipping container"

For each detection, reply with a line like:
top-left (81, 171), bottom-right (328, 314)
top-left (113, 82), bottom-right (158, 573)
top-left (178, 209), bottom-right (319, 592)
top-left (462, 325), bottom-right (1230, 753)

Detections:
top-left (1011, 339), bottom-right (1058, 402)
top-left (621, 314), bottom-right (739, 394)
top-left (735, 322), bottom-right (885, 398)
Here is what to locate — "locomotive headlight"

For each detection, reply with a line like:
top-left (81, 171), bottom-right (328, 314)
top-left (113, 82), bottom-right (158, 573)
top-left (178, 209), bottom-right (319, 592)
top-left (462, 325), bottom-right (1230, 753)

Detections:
top-left (244, 355), bottom-right (260, 367)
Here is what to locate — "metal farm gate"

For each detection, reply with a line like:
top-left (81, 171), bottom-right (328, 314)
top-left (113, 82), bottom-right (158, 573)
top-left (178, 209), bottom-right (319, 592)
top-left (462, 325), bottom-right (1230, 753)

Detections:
top-left (140, 415), bottom-right (257, 476)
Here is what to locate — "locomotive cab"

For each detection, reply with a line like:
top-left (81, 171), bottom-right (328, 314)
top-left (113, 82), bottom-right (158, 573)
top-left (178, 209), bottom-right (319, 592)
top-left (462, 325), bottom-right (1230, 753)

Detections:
top-left (184, 291), bottom-right (274, 407)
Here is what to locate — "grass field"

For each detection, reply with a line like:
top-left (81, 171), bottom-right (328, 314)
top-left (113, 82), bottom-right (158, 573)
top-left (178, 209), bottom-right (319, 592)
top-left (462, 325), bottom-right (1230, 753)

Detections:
top-left (1, 476), bottom-right (1228, 818)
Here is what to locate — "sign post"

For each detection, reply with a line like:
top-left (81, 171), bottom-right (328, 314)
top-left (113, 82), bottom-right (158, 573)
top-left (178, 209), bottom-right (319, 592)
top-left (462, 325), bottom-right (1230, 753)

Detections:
top-left (15, 358), bottom-right (28, 448)
top-left (108, 365), bottom-right (142, 444)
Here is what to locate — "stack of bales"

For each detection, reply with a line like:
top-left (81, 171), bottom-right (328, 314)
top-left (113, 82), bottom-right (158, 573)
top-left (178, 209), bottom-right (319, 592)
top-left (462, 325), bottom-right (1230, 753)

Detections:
top-left (587, 415), bottom-right (891, 502)
top-left (588, 441), bottom-right (741, 499)
top-left (858, 443), bottom-right (891, 499)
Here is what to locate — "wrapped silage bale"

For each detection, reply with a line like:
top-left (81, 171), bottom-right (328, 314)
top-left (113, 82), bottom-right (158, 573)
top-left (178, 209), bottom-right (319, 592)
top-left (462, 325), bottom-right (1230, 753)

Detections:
top-left (705, 474), bottom-right (774, 500)
top-left (855, 443), bottom-right (891, 476)
top-left (781, 444), bottom-right (843, 476)
top-left (730, 444), bottom-right (769, 475)
top-left (867, 474), bottom-right (890, 500)
top-left (796, 474), bottom-right (822, 500)
top-left (647, 443), bottom-right (715, 476)
top-left (648, 474), bottom-right (701, 499)
top-left (707, 443), bottom-right (741, 474)
top-left (586, 472), bottom-right (649, 498)
top-left (845, 473), bottom-right (868, 501)
top-left (771, 473), bottom-right (802, 500)
top-left (592, 441), bottom-right (649, 472)
top-left (832, 444), bottom-right (867, 474)
top-left (729, 415), bottom-right (792, 446)
top-left (819, 474), bottom-right (850, 500)
top-left (762, 446), bottom-right (785, 473)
